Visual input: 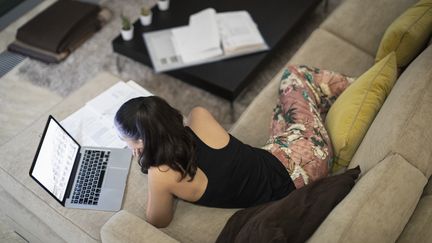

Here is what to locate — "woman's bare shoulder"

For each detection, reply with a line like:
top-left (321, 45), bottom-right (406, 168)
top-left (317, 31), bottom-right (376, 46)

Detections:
top-left (149, 165), bottom-right (177, 177)
top-left (186, 107), bottom-right (229, 149)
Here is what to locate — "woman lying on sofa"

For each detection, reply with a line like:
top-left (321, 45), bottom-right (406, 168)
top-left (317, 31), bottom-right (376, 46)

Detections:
top-left (114, 65), bottom-right (353, 228)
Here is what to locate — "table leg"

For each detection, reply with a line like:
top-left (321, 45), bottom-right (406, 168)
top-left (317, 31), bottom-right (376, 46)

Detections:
top-left (116, 55), bottom-right (124, 73)
top-left (323, 0), bottom-right (329, 13)
top-left (230, 102), bottom-right (235, 124)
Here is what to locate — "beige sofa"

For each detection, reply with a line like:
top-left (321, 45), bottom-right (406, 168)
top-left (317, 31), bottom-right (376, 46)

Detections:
top-left (1, 0), bottom-right (432, 242)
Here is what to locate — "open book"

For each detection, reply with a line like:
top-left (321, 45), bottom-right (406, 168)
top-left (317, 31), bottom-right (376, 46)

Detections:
top-left (61, 80), bottom-right (152, 148)
top-left (171, 8), bottom-right (222, 63)
top-left (143, 8), bottom-right (269, 72)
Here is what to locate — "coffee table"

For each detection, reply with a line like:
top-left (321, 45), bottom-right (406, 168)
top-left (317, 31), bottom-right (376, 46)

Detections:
top-left (112, 0), bottom-right (323, 101)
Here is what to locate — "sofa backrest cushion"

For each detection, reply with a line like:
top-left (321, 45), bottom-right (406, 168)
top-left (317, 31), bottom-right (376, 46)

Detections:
top-left (308, 153), bottom-right (427, 243)
top-left (321, 0), bottom-right (418, 56)
top-left (375, 0), bottom-right (432, 68)
top-left (349, 45), bottom-right (432, 177)
top-left (325, 52), bottom-right (397, 173)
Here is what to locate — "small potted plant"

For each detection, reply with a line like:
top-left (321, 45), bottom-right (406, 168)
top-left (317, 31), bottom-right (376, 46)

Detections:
top-left (157, 0), bottom-right (170, 11)
top-left (120, 14), bottom-right (134, 41)
top-left (140, 6), bottom-right (152, 26)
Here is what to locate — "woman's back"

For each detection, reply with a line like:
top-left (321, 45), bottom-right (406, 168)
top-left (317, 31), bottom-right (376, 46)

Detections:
top-left (187, 126), bottom-right (295, 208)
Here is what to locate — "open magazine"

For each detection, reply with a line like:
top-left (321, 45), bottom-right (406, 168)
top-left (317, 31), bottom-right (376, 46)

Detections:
top-left (143, 8), bottom-right (269, 72)
top-left (61, 80), bottom-right (152, 148)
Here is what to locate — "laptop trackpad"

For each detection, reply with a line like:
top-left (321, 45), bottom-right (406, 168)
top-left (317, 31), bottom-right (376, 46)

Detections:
top-left (103, 168), bottom-right (128, 190)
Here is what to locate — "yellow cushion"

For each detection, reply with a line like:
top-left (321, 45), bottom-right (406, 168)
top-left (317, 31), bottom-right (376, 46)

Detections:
top-left (326, 53), bottom-right (397, 173)
top-left (376, 0), bottom-right (432, 68)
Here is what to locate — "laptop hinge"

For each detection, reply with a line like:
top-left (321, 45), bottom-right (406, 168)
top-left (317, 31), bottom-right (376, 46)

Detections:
top-left (64, 152), bottom-right (81, 200)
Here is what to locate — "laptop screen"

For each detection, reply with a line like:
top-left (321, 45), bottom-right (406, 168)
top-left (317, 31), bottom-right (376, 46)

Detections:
top-left (30, 116), bottom-right (80, 203)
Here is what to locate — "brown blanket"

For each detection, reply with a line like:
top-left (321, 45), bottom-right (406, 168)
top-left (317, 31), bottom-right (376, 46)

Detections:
top-left (216, 167), bottom-right (360, 243)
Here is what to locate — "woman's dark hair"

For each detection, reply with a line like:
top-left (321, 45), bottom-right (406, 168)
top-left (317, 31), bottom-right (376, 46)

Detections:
top-left (114, 96), bottom-right (197, 181)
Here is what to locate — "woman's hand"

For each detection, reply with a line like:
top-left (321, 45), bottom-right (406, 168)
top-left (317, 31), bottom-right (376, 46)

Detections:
top-left (132, 148), bottom-right (143, 157)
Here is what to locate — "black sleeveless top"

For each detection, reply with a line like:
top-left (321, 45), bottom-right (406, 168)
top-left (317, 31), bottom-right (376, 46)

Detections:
top-left (187, 127), bottom-right (295, 208)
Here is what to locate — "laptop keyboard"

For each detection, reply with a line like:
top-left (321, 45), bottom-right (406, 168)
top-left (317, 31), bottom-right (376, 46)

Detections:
top-left (71, 150), bottom-right (110, 205)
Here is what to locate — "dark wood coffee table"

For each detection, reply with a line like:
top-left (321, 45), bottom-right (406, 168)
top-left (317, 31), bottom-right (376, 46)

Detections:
top-left (112, 0), bottom-right (323, 101)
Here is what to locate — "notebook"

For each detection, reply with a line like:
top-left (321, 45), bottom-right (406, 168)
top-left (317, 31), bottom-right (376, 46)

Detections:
top-left (29, 115), bottom-right (132, 211)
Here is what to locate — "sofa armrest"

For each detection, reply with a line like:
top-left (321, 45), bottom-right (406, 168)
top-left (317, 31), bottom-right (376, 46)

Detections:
top-left (101, 210), bottom-right (179, 243)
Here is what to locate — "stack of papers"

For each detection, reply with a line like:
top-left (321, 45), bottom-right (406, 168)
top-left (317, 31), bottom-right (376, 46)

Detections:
top-left (61, 81), bottom-right (152, 148)
top-left (143, 8), bottom-right (269, 72)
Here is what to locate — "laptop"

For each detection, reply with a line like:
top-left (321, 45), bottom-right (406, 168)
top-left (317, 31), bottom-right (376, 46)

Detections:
top-left (29, 115), bottom-right (132, 211)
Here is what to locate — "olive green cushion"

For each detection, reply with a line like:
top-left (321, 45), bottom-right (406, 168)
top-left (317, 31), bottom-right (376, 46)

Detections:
top-left (376, 0), bottom-right (432, 67)
top-left (326, 52), bottom-right (397, 173)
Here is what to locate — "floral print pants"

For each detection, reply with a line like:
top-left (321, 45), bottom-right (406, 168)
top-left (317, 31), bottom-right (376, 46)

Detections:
top-left (263, 65), bottom-right (354, 188)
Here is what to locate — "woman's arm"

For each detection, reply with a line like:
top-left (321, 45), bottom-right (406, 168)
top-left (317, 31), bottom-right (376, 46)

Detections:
top-left (146, 166), bottom-right (176, 228)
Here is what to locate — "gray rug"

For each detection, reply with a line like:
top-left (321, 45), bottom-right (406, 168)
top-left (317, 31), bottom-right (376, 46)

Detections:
top-left (16, 0), bottom-right (342, 129)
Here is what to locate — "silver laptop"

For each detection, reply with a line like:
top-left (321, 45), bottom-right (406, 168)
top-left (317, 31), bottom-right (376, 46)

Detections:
top-left (29, 115), bottom-right (132, 211)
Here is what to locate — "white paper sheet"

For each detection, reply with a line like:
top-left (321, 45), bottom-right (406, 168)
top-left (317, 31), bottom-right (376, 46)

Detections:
top-left (61, 81), bottom-right (153, 148)
top-left (86, 81), bottom-right (151, 124)
top-left (61, 105), bottom-right (125, 148)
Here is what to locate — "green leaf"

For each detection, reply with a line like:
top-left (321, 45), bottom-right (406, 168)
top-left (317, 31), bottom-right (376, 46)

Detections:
top-left (275, 139), bottom-right (288, 148)
top-left (273, 105), bottom-right (282, 120)
top-left (302, 90), bottom-right (309, 100)
top-left (304, 73), bottom-right (313, 84)
top-left (284, 107), bottom-right (297, 123)
top-left (281, 69), bottom-right (291, 81)
top-left (311, 137), bottom-right (325, 147)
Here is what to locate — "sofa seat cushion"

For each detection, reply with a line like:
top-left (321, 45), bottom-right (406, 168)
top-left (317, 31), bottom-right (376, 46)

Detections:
top-left (325, 52), bottom-right (397, 173)
top-left (0, 73), bottom-right (123, 242)
top-left (231, 28), bottom-right (375, 147)
top-left (308, 153), bottom-right (427, 243)
top-left (321, 0), bottom-right (418, 56)
top-left (0, 70), bottom-right (238, 243)
top-left (0, 183), bottom-right (67, 242)
top-left (229, 68), bottom-right (281, 147)
top-left (376, 0), bottom-right (432, 67)
top-left (397, 195), bottom-right (432, 242)
top-left (348, 45), bottom-right (432, 177)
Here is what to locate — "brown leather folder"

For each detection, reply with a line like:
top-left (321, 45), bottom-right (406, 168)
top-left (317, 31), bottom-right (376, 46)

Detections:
top-left (9, 0), bottom-right (111, 63)
top-left (16, 0), bottom-right (101, 53)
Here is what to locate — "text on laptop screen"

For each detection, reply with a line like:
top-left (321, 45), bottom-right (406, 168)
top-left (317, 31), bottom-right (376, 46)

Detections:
top-left (31, 118), bottom-right (79, 201)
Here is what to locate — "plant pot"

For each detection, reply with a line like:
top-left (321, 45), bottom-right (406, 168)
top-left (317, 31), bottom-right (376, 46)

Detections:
top-left (140, 12), bottom-right (153, 26)
top-left (121, 26), bottom-right (134, 41)
top-left (157, 0), bottom-right (169, 11)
